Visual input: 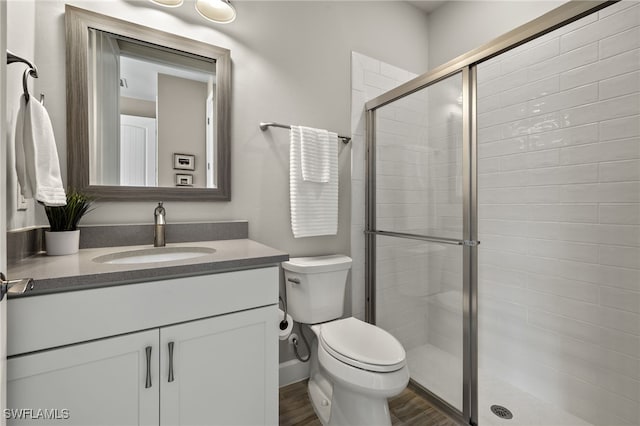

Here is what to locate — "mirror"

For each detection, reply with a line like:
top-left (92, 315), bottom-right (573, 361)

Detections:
top-left (66, 5), bottom-right (231, 200)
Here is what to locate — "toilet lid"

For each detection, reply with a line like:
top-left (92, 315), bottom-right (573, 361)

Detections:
top-left (319, 317), bottom-right (406, 373)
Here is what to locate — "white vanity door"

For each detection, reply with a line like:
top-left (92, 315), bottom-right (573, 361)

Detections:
top-left (160, 305), bottom-right (278, 426)
top-left (7, 330), bottom-right (159, 426)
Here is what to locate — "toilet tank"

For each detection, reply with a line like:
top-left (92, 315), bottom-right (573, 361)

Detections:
top-left (282, 255), bottom-right (352, 324)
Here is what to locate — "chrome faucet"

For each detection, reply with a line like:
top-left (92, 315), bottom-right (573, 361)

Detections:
top-left (154, 202), bottom-right (166, 247)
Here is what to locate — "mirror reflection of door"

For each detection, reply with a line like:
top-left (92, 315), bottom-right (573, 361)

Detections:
top-left (88, 28), bottom-right (216, 189)
top-left (120, 115), bottom-right (157, 187)
top-left (206, 92), bottom-right (214, 188)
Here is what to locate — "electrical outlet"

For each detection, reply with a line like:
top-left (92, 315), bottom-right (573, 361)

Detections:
top-left (16, 184), bottom-right (28, 211)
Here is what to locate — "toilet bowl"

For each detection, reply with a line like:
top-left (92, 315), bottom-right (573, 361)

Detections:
top-left (282, 255), bottom-right (409, 426)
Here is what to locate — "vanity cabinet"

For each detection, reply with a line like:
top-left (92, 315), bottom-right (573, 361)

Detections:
top-left (6, 267), bottom-right (279, 426)
top-left (160, 307), bottom-right (274, 426)
top-left (8, 330), bottom-right (159, 426)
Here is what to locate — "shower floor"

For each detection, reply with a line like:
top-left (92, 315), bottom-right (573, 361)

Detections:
top-left (407, 344), bottom-right (593, 426)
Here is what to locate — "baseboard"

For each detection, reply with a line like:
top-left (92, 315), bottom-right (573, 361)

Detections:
top-left (279, 358), bottom-right (310, 387)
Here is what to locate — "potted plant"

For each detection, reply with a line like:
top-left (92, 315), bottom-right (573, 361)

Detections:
top-left (44, 190), bottom-right (94, 256)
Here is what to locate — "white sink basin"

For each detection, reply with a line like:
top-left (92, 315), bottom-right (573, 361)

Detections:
top-left (93, 246), bottom-right (216, 265)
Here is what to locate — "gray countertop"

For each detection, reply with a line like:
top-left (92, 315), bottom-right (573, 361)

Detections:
top-left (8, 239), bottom-right (289, 297)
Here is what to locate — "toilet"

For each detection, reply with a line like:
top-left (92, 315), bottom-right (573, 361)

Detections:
top-left (282, 255), bottom-right (409, 426)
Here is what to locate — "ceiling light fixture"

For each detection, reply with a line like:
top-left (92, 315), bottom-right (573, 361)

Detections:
top-left (195, 0), bottom-right (237, 24)
top-left (149, 0), bottom-right (184, 8)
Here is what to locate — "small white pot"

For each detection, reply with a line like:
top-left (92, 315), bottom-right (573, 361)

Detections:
top-left (45, 230), bottom-right (80, 256)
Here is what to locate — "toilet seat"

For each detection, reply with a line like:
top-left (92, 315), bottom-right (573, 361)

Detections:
top-left (318, 317), bottom-right (406, 373)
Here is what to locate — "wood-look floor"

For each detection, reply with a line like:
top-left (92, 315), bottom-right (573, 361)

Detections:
top-left (279, 380), bottom-right (460, 426)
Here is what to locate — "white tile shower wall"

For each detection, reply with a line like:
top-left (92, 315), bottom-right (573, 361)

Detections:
top-left (350, 52), bottom-right (416, 321)
top-left (373, 74), bottom-right (465, 364)
top-left (477, 3), bottom-right (640, 425)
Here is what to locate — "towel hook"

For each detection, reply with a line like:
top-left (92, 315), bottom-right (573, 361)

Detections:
top-left (22, 68), bottom-right (38, 102)
top-left (6, 50), bottom-right (40, 102)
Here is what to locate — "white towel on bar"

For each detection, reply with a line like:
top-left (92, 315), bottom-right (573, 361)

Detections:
top-left (290, 125), bottom-right (338, 238)
top-left (300, 126), bottom-right (330, 183)
top-left (15, 95), bottom-right (67, 206)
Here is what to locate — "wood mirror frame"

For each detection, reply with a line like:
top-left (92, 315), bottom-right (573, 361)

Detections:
top-left (65, 5), bottom-right (231, 201)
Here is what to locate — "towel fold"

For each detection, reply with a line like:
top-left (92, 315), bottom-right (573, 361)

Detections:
top-left (15, 95), bottom-right (66, 207)
top-left (299, 126), bottom-right (330, 183)
top-left (290, 125), bottom-right (338, 238)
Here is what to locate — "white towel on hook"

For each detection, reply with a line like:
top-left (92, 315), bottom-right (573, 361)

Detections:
top-left (15, 95), bottom-right (67, 206)
top-left (289, 125), bottom-right (338, 238)
top-left (299, 126), bottom-right (330, 183)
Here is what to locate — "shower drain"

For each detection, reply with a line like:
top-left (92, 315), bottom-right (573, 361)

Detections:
top-left (490, 405), bottom-right (513, 420)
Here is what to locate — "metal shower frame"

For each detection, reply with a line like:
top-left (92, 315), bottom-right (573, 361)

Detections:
top-left (363, 2), bottom-right (616, 425)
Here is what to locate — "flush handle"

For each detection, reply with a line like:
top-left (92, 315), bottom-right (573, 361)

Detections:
top-left (168, 341), bottom-right (175, 383)
top-left (145, 346), bottom-right (152, 389)
top-left (287, 277), bottom-right (301, 284)
top-left (0, 273), bottom-right (34, 301)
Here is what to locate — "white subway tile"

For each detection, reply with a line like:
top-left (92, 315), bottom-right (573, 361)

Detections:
top-left (598, 265), bottom-right (640, 291)
top-left (479, 70), bottom-right (528, 98)
top-left (502, 39), bottom-right (560, 75)
top-left (477, 92), bottom-right (501, 114)
top-left (524, 150), bottom-right (562, 169)
top-left (526, 204), bottom-right (598, 223)
top-left (479, 137), bottom-right (527, 159)
top-left (599, 159), bottom-right (640, 182)
top-left (592, 138), bottom-right (640, 163)
top-left (477, 124), bottom-right (503, 143)
top-left (528, 163), bottom-right (599, 186)
top-left (529, 123), bottom-right (599, 151)
top-left (564, 94), bottom-right (640, 128)
top-left (560, 3), bottom-right (640, 52)
top-left (479, 170), bottom-right (528, 188)
top-left (598, 181), bottom-right (640, 202)
top-left (478, 204), bottom-right (529, 221)
top-left (600, 117), bottom-right (640, 141)
top-left (526, 183), bottom-right (600, 204)
top-left (599, 204), bottom-right (640, 225)
top-left (500, 76), bottom-right (560, 107)
top-left (599, 245), bottom-right (640, 269)
top-left (379, 62), bottom-right (412, 84)
top-left (527, 83), bottom-right (598, 116)
top-left (528, 43), bottom-right (598, 82)
top-left (364, 69), bottom-right (400, 91)
top-left (601, 286), bottom-right (640, 314)
top-left (478, 157), bottom-right (501, 174)
top-left (597, 224), bottom-right (640, 248)
top-left (599, 71), bottom-right (640, 101)
top-left (527, 238), bottom-right (599, 263)
top-left (527, 272), bottom-right (599, 303)
top-left (528, 308), bottom-right (640, 357)
top-left (524, 222), bottom-right (600, 244)
top-left (600, 26), bottom-right (640, 59)
top-left (560, 48), bottom-right (640, 90)
top-left (352, 51), bottom-right (380, 73)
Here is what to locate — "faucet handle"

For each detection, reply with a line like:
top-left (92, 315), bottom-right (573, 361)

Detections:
top-left (154, 202), bottom-right (166, 225)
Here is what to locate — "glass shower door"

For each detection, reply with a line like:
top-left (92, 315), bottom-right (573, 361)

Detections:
top-left (369, 70), bottom-right (471, 415)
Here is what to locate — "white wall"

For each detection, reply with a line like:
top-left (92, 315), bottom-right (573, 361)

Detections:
top-left (427, 0), bottom-right (565, 69)
top-left (476, 3), bottom-right (639, 425)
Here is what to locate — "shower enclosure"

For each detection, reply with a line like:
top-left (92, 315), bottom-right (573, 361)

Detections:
top-left (365, 2), bottom-right (640, 425)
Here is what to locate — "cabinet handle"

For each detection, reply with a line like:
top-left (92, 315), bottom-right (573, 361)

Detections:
top-left (145, 346), bottom-right (152, 389)
top-left (168, 341), bottom-right (175, 383)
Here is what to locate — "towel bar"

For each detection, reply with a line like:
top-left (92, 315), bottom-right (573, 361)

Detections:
top-left (260, 122), bottom-right (351, 144)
